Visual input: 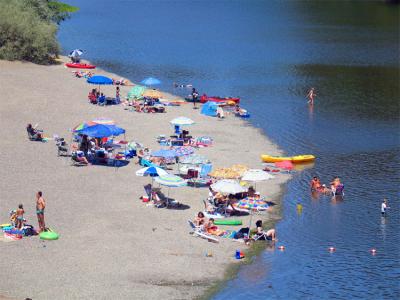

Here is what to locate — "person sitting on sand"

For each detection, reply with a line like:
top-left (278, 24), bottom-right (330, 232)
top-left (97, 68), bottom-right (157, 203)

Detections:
top-left (26, 124), bottom-right (43, 140)
top-left (15, 204), bottom-right (25, 229)
top-left (248, 186), bottom-right (256, 197)
top-left (194, 212), bottom-right (206, 227)
top-left (204, 218), bottom-right (224, 236)
top-left (216, 106), bottom-right (225, 118)
top-left (255, 220), bottom-right (276, 241)
top-left (75, 150), bottom-right (90, 165)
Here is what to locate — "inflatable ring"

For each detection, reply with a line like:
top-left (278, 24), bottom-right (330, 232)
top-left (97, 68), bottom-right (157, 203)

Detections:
top-left (39, 229), bottom-right (59, 240)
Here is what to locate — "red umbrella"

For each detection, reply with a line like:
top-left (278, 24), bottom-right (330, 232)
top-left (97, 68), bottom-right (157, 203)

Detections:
top-left (275, 160), bottom-right (293, 170)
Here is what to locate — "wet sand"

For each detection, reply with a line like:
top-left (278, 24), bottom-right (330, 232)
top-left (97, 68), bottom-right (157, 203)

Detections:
top-left (0, 58), bottom-right (289, 299)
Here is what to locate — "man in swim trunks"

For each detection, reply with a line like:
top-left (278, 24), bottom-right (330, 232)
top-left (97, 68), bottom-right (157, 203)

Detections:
top-left (16, 204), bottom-right (25, 229)
top-left (36, 191), bottom-right (46, 232)
top-left (310, 176), bottom-right (322, 191)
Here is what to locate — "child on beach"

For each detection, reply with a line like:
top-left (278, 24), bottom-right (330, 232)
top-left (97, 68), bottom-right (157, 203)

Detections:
top-left (16, 204), bottom-right (25, 229)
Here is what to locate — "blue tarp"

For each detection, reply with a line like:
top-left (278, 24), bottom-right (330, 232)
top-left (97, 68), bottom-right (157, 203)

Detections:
top-left (75, 124), bottom-right (125, 138)
top-left (201, 101), bottom-right (218, 117)
top-left (87, 75), bottom-right (113, 85)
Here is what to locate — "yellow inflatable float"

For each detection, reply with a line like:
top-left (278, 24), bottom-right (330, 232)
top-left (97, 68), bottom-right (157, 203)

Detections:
top-left (261, 154), bottom-right (316, 163)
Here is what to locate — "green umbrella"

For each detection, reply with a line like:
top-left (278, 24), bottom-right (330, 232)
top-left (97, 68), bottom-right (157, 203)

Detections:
top-left (127, 85), bottom-right (145, 99)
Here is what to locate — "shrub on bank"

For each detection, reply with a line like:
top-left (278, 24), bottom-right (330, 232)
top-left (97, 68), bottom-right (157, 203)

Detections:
top-left (0, 0), bottom-right (77, 65)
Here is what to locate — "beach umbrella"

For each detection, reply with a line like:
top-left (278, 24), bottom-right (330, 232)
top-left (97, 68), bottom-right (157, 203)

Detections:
top-left (211, 179), bottom-right (247, 195)
top-left (230, 164), bottom-right (250, 176)
top-left (155, 174), bottom-right (187, 206)
top-left (141, 77), bottom-right (161, 86)
top-left (143, 89), bottom-right (163, 99)
top-left (151, 149), bottom-right (177, 158)
top-left (170, 117), bottom-right (195, 126)
top-left (155, 174), bottom-right (187, 187)
top-left (209, 168), bottom-right (241, 179)
top-left (179, 154), bottom-right (209, 165)
top-left (75, 124), bottom-right (125, 138)
top-left (72, 119), bottom-right (116, 132)
top-left (69, 49), bottom-right (83, 58)
top-left (87, 75), bottom-right (113, 85)
top-left (127, 85), bottom-right (145, 99)
top-left (136, 166), bottom-right (168, 177)
top-left (234, 198), bottom-right (269, 211)
top-left (173, 146), bottom-right (195, 157)
top-left (242, 169), bottom-right (274, 189)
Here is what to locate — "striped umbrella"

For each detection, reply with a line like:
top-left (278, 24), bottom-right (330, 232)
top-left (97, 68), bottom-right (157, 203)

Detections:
top-left (173, 146), bottom-right (195, 157)
top-left (143, 89), bottom-right (163, 99)
top-left (155, 174), bottom-right (187, 187)
top-left (72, 118), bottom-right (116, 132)
top-left (155, 174), bottom-right (187, 206)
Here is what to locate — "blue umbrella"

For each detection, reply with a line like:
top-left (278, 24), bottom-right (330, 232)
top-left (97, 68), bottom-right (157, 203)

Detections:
top-left (136, 166), bottom-right (168, 177)
top-left (151, 149), bottom-right (177, 158)
top-left (69, 49), bottom-right (83, 58)
top-left (87, 75), bottom-right (113, 85)
top-left (141, 77), bottom-right (161, 86)
top-left (75, 124), bottom-right (125, 138)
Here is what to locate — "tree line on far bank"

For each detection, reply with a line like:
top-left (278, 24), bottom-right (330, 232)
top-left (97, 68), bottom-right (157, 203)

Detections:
top-left (0, 0), bottom-right (78, 65)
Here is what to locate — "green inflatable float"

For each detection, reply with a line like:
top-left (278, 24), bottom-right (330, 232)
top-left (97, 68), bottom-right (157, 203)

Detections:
top-left (39, 229), bottom-right (59, 240)
top-left (214, 219), bottom-right (242, 226)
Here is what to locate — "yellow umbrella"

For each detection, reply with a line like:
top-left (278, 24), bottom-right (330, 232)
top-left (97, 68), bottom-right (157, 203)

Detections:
top-left (209, 168), bottom-right (241, 179)
top-left (230, 164), bottom-right (249, 176)
top-left (143, 89), bottom-right (163, 99)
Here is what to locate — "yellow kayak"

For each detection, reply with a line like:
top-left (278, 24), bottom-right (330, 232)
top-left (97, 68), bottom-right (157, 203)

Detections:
top-left (261, 154), bottom-right (316, 163)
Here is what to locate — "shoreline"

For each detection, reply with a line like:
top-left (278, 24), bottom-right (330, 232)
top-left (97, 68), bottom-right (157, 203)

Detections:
top-left (0, 57), bottom-right (290, 300)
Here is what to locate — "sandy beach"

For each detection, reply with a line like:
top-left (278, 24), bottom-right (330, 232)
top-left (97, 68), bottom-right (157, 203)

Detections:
top-left (0, 58), bottom-right (289, 300)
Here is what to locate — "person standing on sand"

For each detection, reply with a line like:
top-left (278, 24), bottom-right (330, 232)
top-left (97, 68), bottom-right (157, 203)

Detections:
top-left (192, 88), bottom-right (199, 108)
top-left (15, 204), bottom-right (25, 229)
top-left (36, 191), bottom-right (46, 232)
top-left (307, 87), bottom-right (316, 105)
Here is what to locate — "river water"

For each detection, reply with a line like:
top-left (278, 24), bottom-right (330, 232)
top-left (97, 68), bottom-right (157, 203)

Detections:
top-left (58, 1), bottom-right (400, 299)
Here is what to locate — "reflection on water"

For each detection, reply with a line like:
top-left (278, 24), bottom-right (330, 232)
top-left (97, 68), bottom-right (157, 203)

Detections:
top-left (58, 0), bottom-right (400, 299)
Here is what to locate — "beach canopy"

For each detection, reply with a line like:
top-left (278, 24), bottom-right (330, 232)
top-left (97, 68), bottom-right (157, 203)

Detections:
top-left (136, 166), bottom-right (168, 177)
top-left (170, 117), bottom-right (195, 126)
top-left (128, 85), bottom-right (145, 99)
top-left (242, 169), bottom-right (274, 182)
top-left (151, 149), bottom-right (176, 158)
top-left (155, 174), bottom-right (187, 187)
top-left (87, 75), bottom-right (113, 85)
top-left (201, 101), bottom-right (218, 117)
top-left (143, 89), bottom-right (163, 99)
top-left (75, 124), bottom-right (125, 138)
top-left (141, 77), bottom-right (161, 86)
top-left (211, 179), bottom-right (247, 195)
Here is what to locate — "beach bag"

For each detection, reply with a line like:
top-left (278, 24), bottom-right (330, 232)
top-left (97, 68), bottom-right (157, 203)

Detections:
top-left (22, 225), bottom-right (37, 236)
top-left (234, 227), bottom-right (249, 239)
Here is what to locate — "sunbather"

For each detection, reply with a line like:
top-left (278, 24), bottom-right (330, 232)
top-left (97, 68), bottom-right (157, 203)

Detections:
top-left (75, 151), bottom-right (89, 165)
top-left (15, 204), bottom-right (25, 229)
top-left (194, 212), bottom-right (206, 227)
top-left (204, 218), bottom-right (224, 236)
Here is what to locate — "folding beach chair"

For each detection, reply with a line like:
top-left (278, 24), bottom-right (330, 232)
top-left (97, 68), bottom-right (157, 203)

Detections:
top-left (188, 220), bottom-right (218, 243)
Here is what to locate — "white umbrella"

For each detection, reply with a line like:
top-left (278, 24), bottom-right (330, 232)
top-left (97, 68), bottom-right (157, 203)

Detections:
top-left (170, 117), bottom-right (195, 126)
top-left (242, 169), bottom-right (274, 190)
top-left (136, 166), bottom-right (168, 177)
top-left (242, 169), bottom-right (274, 181)
top-left (211, 179), bottom-right (247, 195)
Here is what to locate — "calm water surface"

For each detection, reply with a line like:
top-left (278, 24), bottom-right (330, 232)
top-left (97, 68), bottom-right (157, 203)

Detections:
top-left (59, 1), bottom-right (400, 299)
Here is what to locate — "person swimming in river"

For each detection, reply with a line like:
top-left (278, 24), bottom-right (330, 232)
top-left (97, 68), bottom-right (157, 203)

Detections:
top-left (173, 82), bottom-right (193, 88)
top-left (307, 88), bottom-right (316, 105)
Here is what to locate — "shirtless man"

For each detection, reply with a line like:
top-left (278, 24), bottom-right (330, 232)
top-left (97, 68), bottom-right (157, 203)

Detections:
top-left (36, 191), bottom-right (46, 232)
